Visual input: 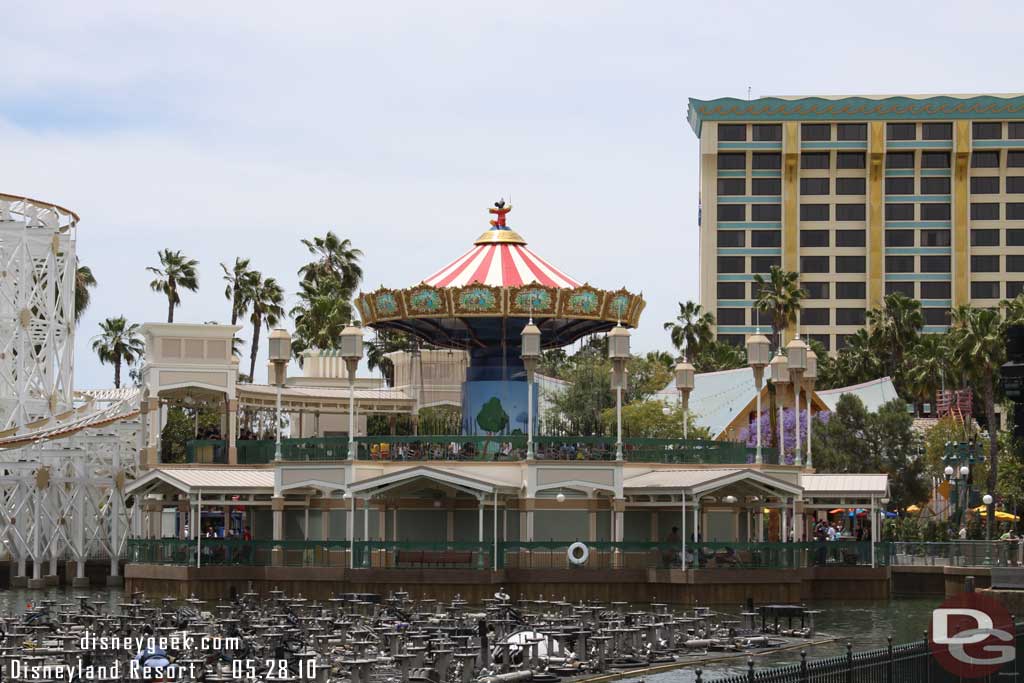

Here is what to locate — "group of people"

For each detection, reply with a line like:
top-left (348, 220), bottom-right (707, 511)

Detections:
top-left (813, 520), bottom-right (870, 543)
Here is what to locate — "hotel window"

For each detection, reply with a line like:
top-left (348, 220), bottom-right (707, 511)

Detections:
top-left (970, 229), bottom-right (1000, 246)
top-left (971, 281), bottom-right (1001, 299)
top-left (921, 151), bottom-right (951, 169)
top-left (836, 308), bottom-right (866, 325)
top-left (718, 153), bottom-right (746, 170)
top-left (718, 334), bottom-right (745, 346)
top-left (885, 230), bottom-right (914, 246)
top-left (971, 203), bottom-right (1000, 220)
top-left (920, 282), bottom-right (951, 298)
top-left (1009, 255), bottom-right (1024, 272)
top-left (752, 204), bottom-right (782, 221)
top-left (718, 231), bottom-right (745, 247)
top-left (753, 152), bottom-right (782, 169)
top-left (800, 178), bottom-right (829, 195)
top-left (886, 152), bottom-right (915, 169)
top-left (800, 230), bottom-right (829, 247)
top-left (887, 122), bottom-right (916, 140)
top-left (923, 308), bottom-right (950, 325)
top-left (751, 178), bottom-right (781, 195)
top-left (971, 255), bottom-right (999, 272)
top-left (837, 123), bottom-right (867, 141)
top-left (1010, 123), bottom-right (1024, 139)
top-left (920, 204), bottom-right (951, 220)
top-left (802, 281), bottom-right (830, 299)
top-left (836, 152), bottom-right (866, 169)
top-left (885, 177), bottom-right (914, 194)
top-left (808, 334), bottom-right (831, 351)
top-left (921, 256), bottom-right (951, 272)
top-left (751, 230), bottom-right (781, 247)
top-left (885, 203), bottom-right (915, 221)
top-left (718, 124), bottom-right (746, 141)
top-left (1008, 282), bottom-right (1024, 299)
top-left (751, 256), bottom-right (780, 272)
top-left (973, 122), bottom-right (1002, 140)
top-left (921, 177), bottom-right (951, 194)
top-left (1008, 203), bottom-right (1024, 220)
top-left (836, 230), bottom-right (866, 247)
top-left (836, 281), bottom-right (866, 299)
top-left (718, 178), bottom-right (746, 195)
top-left (801, 308), bottom-right (830, 325)
top-left (801, 152), bottom-right (830, 169)
top-left (971, 177), bottom-right (1000, 194)
top-left (1007, 177), bottom-right (1024, 194)
top-left (836, 334), bottom-right (853, 350)
top-left (922, 123), bottom-right (953, 140)
top-left (800, 256), bottom-right (830, 273)
top-left (801, 124), bottom-right (831, 141)
top-left (717, 308), bottom-right (746, 325)
top-left (886, 255), bottom-right (914, 272)
top-left (1008, 230), bottom-right (1024, 246)
top-left (836, 177), bottom-right (866, 194)
top-left (752, 124), bottom-right (782, 141)
top-left (921, 230), bottom-right (951, 247)
top-left (717, 282), bottom-right (746, 299)
top-left (717, 204), bottom-right (746, 221)
top-left (717, 256), bottom-right (745, 273)
top-left (886, 282), bottom-right (915, 297)
top-left (800, 204), bottom-right (830, 221)
top-left (972, 151), bottom-right (1000, 168)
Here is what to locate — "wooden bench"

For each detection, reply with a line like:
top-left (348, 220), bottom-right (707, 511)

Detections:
top-left (395, 550), bottom-right (475, 567)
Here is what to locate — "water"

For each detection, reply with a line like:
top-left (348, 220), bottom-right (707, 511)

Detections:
top-left (624, 597), bottom-right (942, 683)
top-left (0, 586), bottom-right (125, 614)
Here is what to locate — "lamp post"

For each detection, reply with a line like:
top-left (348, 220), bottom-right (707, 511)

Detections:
top-left (803, 348), bottom-right (817, 469)
top-left (746, 332), bottom-right (770, 464)
top-left (942, 441), bottom-right (984, 528)
top-left (521, 321), bottom-right (541, 460)
top-left (674, 360), bottom-right (695, 441)
top-left (786, 336), bottom-right (807, 465)
top-left (340, 324), bottom-right (364, 461)
top-left (268, 328), bottom-right (291, 461)
top-left (769, 352), bottom-right (789, 460)
top-left (983, 493), bottom-right (994, 541)
top-left (608, 324), bottom-right (631, 461)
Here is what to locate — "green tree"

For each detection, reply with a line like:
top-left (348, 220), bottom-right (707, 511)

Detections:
top-left (663, 301), bottom-right (715, 361)
top-left (644, 350), bottom-right (676, 372)
top-left (599, 400), bottom-right (709, 439)
top-left (74, 263), bottom-right (97, 323)
top-left (299, 232), bottom-right (364, 292)
top-left (476, 397), bottom-right (509, 434)
top-left (867, 292), bottom-right (923, 393)
top-left (147, 249), bottom-right (199, 323)
top-left (221, 257), bottom-right (257, 325)
top-left (290, 279), bottom-right (356, 360)
top-left (834, 329), bottom-right (884, 386)
top-left (753, 266), bottom-right (805, 351)
top-left (91, 316), bottom-right (145, 388)
top-left (906, 333), bottom-right (951, 412)
top-left (160, 405), bottom-right (223, 463)
top-left (246, 273), bottom-right (286, 381)
top-left (692, 339), bottom-right (747, 373)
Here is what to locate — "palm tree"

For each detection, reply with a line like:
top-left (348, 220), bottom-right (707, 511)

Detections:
top-left (91, 317), bottom-right (145, 388)
top-left (867, 293), bottom-right (923, 389)
top-left (753, 266), bottom-right (806, 351)
top-left (949, 305), bottom-right (1005, 531)
top-left (74, 264), bottom-right (97, 323)
top-left (644, 350), bottom-right (676, 371)
top-left (906, 333), bottom-right (950, 411)
top-left (147, 249), bottom-right (199, 323)
top-left (246, 274), bottom-right (286, 381)
top-left (221, 257), bottom-right (257, 325)
top-left (835, 329), bottom-right (884, 385)
top-left (290, 278), bottom-right (356, 360)
top-left (692, 340), bottom-right (747, 373)
top-left (299, 232), bottom-right (363, 292)
top-left (663, 301), bottom-right (715, 361)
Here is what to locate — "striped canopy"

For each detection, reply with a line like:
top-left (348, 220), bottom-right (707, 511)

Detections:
top-left (422, 226), bottom-right (580, 289)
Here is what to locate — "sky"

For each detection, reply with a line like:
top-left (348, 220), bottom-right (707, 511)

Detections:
top-left (1, 1), bottom-right (1021, 390)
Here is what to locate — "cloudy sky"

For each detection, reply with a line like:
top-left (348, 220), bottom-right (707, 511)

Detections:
top-left (1, 2), bottom-right (1020, 389)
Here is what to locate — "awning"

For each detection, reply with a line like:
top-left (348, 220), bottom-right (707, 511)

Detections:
top-left (126, 468), bottom-right (274, 497)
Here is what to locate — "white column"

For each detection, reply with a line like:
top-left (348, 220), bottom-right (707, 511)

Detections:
top-left (755, 386), bottom-right (762, 465)
top-left (478, 497), bottom-right (484, 543)
top-left (348, 494), bottom-right (356, 569)
top-left (806, 388), bottom-right (813, 468)
top-left (870, 496), bottom-right (876, 568)
top-left (793, 382), bottom-right (801, 465)
top-left (777, 404), bottom-right (784, 461)
top-left (781, 504), bottom-right (789, 544)
top-left (792, 498), bottom-right (798, 542)
top-left (681, 494), bottom-right (687, 569)
top-left (363, 498), bottom-right (369, 543)
top-left (692, 497), bottom-right (700, 543)
top-left (493, 491), bottom-right (498, 571)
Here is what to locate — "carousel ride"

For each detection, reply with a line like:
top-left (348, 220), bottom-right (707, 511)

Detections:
top-left (356, 202), bottom-right (644, 435)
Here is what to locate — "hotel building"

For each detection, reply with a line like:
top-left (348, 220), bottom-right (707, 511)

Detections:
top-left (688, 94), bottom-right (1024, 351)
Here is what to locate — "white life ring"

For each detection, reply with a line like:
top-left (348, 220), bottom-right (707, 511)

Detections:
top-left (567, 542), bottom-right (589, 566)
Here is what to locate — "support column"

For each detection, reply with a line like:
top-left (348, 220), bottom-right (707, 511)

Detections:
top-left (692, 497), bottom-right (701, 543)
top-left (177, 499), bottom-right (189, 539)
top-left (588, 500), bottom-right (598, 543)
top-left (144, 397), bottom-right (161, 468)
top-left (271, 496), bottom-right (285, 566)
top-left (226, 399), bottom-right (238, 464)
top-left (377, 504), bottom-right (386, 542)
top-left (781, 121), bottom-right (799, 345)
top-left (520, 498), bottom-right (535, 542)
top-left (321, 501), bottom-right (331, 541)
top-left (612, 499), bottom-right (625, 542)
top-left (73, 471), bottom-right (89, 587)
top-left (953, 119), bottom-right (971, 306)
top-left (28, 485), bottom-right (44, 589)
top-left (46, 483), bottom-right (59, 586)
top-left (478, 497), bottom-right (484, 543)
top-left (108, 457), bottom-right (123, 585)
top-left (867, 121), bottom-right (885, 309)
top-left (446, 502), bottom-right (455, 543)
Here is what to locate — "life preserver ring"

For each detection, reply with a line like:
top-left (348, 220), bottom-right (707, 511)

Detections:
top-left (567, 542), bottom-right (589, 566)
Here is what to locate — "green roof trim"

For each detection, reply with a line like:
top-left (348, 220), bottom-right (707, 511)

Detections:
top-left (687, 95), bottom-right (1024, 136)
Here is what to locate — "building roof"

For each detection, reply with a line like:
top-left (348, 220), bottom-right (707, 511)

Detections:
top-left (799, 473), bottom-right (889, 497)
top-left (655, 367), bottom-right (759, 439)
top-left (624, 468), bottom-right (803, 497)
top-left (687, 94), bottom-right (1024, 135)
top-left (816, 376), bottom-right (899, 413)
top-left (126, 468), bottom-right (275, 496)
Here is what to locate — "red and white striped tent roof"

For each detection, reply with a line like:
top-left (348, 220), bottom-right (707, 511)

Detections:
top-left (422, 226), bottom-right (581, 289)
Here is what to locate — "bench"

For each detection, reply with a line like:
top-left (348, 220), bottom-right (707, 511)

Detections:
top-left (395, 550), bottom-right (475, 567)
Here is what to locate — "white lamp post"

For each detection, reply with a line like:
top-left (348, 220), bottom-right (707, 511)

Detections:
top-left (674, 360), bottom-right (695, 441)
top-left (608, 324), bottom-right (631, 460)
top-left (268, 328), bottom-right (292, 461)
top-left (521, 321), bottom-right (541, 460)
top-left (769, 352), bottom-right (789, 460)
top-left (746, 332), bottom-right (771, 464)
top-left (983, 493), bottom-right (994, 540)
top-left (340, 324), bottom-right (364, 461)
top-left (786, 336), bottom-right (807, 465)
top-left (803, 348), bottom-right (817, 468)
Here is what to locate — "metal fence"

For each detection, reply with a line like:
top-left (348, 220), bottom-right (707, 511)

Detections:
top-left (703, 623), bottom-right (1024, 683)
top-left (888, 540), bottom-right (1023, 567)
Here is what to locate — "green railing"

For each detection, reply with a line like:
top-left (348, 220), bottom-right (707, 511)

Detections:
top-left (356, 435), bottom-right (527, 461)
top-left (889, 540), bottom-right (1023, 567)
top-left (237, 440), bottom-right (275, 464)
top-left (183, 439), bottom-right (228, 464)
top-left (353, 541), bottom-right (495, 569)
